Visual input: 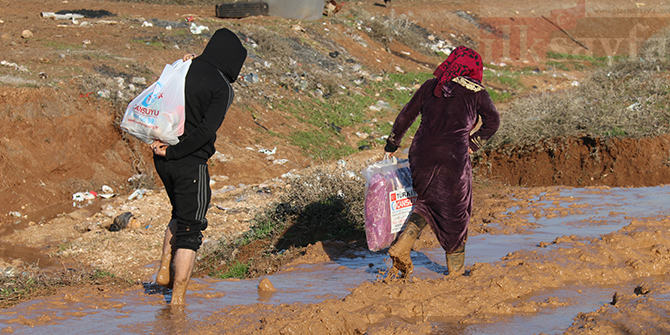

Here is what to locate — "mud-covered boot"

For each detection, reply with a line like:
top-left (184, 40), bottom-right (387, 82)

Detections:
top-left (446, 243), bottom-right (466, 276)
top-left (387, 213), bottom-right (427, 280)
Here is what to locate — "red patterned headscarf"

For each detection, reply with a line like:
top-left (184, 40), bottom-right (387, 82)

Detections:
top-left (433, 45), bottom-right (483, 97)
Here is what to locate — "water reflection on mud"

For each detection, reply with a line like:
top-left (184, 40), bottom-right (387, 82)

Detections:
top-left (1, 185), bottom-right (669, 334)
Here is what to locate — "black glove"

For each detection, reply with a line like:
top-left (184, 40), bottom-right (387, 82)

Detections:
top-left (384, 142), bottom-right (399, 153)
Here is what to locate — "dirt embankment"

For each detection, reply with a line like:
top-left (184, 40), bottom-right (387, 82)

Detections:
top-left (475, 134), bottom-right (670, 187)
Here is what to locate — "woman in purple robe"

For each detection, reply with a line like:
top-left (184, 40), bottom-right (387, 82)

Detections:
top-left (384, 46), bottom-right (499, 278)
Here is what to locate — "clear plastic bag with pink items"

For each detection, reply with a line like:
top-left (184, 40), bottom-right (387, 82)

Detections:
top-left (361, 157), bottom-right (413, 251)
top-left (121, 59), bottom-right (191, 145)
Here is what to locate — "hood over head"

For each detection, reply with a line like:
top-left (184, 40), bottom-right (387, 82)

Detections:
top-left (196, 28), bottom-right (247, 83)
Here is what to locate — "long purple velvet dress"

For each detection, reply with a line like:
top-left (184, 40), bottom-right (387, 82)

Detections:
top-left (387, 76), bottom-right (499, 253)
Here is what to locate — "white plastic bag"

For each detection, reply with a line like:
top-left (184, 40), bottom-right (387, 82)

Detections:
top-left (121, 59), bottom-right (191, 145)
top-left (361, 156), bottom-right (416, 251)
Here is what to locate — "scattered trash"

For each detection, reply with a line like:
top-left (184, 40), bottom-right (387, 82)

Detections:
top-left (337, 159), bottom-right (346, 168)
top-left (394, 82), bottom-right (410, 91)
top-left (356, 132), bottom-right (370, 139)
top-left (127, 174), bottom-right (150, 185)
top-left (212, 151), bottom-right (233, 162)
top-left (141, 21), bottom-right (153, 27)
top-left (425, 39), bottom-right (454, 54)
top-left (273, 159), bottom-right (289, 165)
top-left (72, 191), bottom-right (97, 202)
top-left (21, 30), bottom-right (33, 39)
top-left (97, 89), bottom-right (110, 98)
top-left (98, 185), bottom-right (115, 199)
top-left (131, 77), bottom-right (147, 85)
top-left (258, 147), bottom-right (277, 155)
top-left (1, 60), bottom-right (28, 72)
top-left (8, 211), bottom-right (21, 218)
top-left (41, 12), bottom-right (84, 20)
top-left (358, 144), bottom-right (371, 150)
top-left (243, 73), bottom-right (259, 84)
top-left (189, 22), bottom-right (209, 34)
top-left (571, 81), bottom-right (580, 87)
top-left (127, 189), bottom-right (146, 201)
top-left (109, 212), bottom-right (139, 231)
top-left (281, 171), bottom-right (298, 179)
top-left (627, 102), bottom-right (642, 111)
top-left (2, 267), bottom-right (15, 277)
top-left (329, 51), bottom-right (340, 58)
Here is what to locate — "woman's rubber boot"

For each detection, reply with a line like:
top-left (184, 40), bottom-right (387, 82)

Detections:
top-left (387, 213), bottom-right (427, 280)
top-left (446, 243), bottom-right (466, 276)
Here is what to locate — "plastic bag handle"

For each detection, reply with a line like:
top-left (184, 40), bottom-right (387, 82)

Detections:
top-left (383, 153), bottom-right (397, 164)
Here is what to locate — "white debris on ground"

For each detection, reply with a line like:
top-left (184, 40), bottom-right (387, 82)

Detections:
top-left (3, 180), bottom-right (286, 282)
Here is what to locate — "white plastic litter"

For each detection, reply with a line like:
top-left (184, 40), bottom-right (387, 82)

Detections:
top-left (73, 191), bottom-right (96, 202)
top-left (190, 23), bottom-right (209, 34)
top-left (41, 12), bottom-right (85, 20)
top-left (259, 147), bottom-right (277, 155)
top-left (127, 189), bottom-right (146, 201)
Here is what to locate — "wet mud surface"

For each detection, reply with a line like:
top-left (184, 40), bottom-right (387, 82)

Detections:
top-left (2, 0), bottom-right (670, 333)
top-left (2, 185), bottom-right (670, 334)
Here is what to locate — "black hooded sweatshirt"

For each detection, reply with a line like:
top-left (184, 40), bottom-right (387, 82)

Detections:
top-left (165, 28), bottom-right (247, 162)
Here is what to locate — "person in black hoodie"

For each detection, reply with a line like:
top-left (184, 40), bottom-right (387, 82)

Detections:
top-left (150, 28), bottom-right (247, 305)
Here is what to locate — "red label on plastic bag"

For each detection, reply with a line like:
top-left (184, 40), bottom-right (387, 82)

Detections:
top-left (389, 187), bottom-right (417, 233)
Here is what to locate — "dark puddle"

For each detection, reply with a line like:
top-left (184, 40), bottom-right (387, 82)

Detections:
top-left (1, 185), bottom-right (669, 333)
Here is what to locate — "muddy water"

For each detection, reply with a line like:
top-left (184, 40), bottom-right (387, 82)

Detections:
top-left (1, 185), bottom-right (670, 334)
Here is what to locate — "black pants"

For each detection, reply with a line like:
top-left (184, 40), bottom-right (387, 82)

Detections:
top-left (154, 156), bottom-right (210, 251)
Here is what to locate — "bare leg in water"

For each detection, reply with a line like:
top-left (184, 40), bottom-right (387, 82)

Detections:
top-left (156, 219), bottom-right (177, 287)
top-left (170, 248), bottom-right (196, 305)
top-left (155, 219), bottom-right (197, 305)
